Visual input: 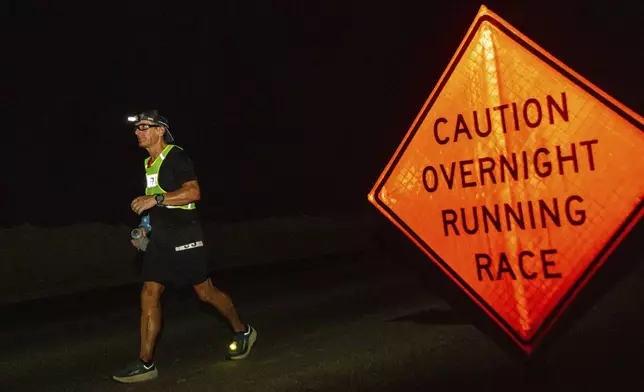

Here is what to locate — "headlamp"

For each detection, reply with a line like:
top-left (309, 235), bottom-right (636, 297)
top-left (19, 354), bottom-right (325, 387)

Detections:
top-left (126, 110), bottom-right (174, 143)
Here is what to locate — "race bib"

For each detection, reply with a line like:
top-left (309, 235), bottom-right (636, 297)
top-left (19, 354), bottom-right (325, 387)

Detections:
top-left (146, 174), bottom-right (158, 188)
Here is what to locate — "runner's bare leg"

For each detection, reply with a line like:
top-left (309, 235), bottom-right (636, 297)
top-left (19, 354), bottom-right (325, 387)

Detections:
top-left (194, 278), bottom-right (245, 333)
top-left (140, 281), bottom-right (165, 361)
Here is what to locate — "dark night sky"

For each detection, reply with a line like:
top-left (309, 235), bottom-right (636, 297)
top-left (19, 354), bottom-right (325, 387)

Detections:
top-left (4, 0), bottom-right (643, 227)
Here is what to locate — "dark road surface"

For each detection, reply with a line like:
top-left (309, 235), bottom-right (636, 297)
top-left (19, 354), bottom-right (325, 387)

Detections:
top-left (2, 250), bottom-right (644, 391)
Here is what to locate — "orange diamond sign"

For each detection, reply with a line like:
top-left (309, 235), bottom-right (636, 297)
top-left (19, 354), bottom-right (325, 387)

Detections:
top-left (368, 5), bottom-right (644, 354)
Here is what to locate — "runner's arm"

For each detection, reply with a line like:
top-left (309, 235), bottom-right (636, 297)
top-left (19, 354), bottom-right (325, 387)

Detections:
top-left (159, 180), bottom-right (201, 206)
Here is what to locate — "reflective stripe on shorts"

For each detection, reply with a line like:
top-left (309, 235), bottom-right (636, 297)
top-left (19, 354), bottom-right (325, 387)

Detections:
top-left (175, 241), bottom-right (204, 252)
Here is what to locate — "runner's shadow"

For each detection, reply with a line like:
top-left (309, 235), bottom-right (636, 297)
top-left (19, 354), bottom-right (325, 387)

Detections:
top-left (388, 308), bottom-right (469, 325)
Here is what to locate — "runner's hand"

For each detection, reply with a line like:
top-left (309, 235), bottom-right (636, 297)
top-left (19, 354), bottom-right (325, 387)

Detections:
top-left (131, 196), bottom-right (156, 215)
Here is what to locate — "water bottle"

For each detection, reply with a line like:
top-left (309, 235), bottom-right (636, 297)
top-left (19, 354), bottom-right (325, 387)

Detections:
top-left (131, 228), bottom-right (150, 251)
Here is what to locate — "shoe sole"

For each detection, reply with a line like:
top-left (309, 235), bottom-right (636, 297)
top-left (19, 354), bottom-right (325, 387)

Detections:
top-left (228, 328), bottom-right (257, 360)
top-left (112, 369), bottom-right (158, 383)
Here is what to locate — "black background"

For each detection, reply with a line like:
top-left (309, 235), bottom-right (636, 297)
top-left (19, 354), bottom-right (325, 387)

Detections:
top-left (4, 0), bottom-right (643, 227)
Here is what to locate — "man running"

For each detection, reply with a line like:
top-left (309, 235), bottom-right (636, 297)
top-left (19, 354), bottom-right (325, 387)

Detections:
top-left (112, 110), bottom-right (257, 383)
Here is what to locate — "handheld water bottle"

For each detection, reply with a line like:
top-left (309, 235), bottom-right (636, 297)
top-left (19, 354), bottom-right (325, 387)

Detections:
top-left (131, 215), bottom-right (151, 251)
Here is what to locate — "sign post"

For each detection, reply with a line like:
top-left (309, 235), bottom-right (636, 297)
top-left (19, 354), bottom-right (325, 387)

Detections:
top-left (368, 5), bottom-right (644, 355)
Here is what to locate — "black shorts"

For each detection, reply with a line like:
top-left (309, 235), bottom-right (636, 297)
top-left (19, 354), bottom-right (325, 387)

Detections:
top-left (141, 223), bottom-right (210, 287)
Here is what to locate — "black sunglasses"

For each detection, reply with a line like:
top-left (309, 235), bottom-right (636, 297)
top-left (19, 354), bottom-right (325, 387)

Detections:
top-left (134, 123), bottom-right (162, 131)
